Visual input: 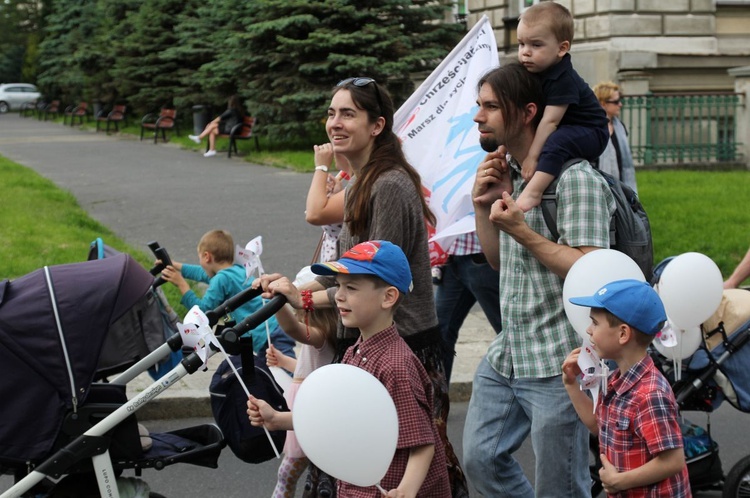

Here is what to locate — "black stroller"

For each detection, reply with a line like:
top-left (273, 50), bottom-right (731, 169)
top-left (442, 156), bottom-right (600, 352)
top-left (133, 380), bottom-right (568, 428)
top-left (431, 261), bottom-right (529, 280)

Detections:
top-left (590, 288), bottom-right (750, 497)
top-left (0, 253), bottom-right (231, 498)
top-left (86, 238), bottom-right (182, 382)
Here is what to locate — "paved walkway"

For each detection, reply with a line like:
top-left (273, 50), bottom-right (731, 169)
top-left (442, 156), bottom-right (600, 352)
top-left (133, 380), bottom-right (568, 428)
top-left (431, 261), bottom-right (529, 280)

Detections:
top-left (0, 115), bottom-right (496, 418)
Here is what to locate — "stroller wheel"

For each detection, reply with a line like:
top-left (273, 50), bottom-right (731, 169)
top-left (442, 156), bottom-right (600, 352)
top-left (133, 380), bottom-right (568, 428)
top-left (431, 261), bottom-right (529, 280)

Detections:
top-left (723, 454), bottom-right (750, 498)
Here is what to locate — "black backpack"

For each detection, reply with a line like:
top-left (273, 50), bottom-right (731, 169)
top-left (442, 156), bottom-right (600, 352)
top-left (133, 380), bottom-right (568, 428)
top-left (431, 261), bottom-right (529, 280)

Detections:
top-left (540, 159), bottom-right (654, 282)
top-left (209, 346), bottom-right (289, 464)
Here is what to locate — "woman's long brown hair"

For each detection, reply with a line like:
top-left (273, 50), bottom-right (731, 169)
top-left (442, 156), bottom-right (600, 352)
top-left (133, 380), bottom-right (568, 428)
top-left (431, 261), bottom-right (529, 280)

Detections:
top-left (333, 80), bottom-right (436, 237)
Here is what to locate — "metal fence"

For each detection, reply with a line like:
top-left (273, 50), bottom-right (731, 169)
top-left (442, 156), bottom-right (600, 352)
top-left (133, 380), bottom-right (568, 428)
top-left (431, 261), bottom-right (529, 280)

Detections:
top-left (620, 92), bottom-right (745, 167)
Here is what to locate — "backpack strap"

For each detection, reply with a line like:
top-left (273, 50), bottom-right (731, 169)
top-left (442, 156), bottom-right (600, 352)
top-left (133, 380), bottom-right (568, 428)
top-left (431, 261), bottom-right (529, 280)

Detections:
top-left (540, 158), bottom-right (587, 241)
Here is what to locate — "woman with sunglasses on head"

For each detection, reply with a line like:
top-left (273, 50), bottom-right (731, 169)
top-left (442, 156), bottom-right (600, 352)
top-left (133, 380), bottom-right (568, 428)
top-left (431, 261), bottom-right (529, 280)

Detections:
top-left (593, 81), bottom-right (638, 192)
top-left (260, 77), bottom-right (468, 498)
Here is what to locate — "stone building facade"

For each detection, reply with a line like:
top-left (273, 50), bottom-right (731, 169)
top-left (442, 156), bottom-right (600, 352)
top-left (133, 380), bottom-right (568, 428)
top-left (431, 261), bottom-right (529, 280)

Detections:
top-left (465, 0), bottom-right (750, 96)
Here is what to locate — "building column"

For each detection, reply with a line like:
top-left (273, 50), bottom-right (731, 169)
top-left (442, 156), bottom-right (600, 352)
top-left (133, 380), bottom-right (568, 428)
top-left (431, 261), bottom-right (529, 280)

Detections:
top-left (728, 65), bottom-right (750, 170)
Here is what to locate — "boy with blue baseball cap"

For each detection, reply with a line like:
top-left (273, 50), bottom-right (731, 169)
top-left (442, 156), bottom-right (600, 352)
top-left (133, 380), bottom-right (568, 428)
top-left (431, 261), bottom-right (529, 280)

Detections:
top-left (248, 240), bottom-right (450, 497)
top-left (561, 279), bottom-right (690, 497)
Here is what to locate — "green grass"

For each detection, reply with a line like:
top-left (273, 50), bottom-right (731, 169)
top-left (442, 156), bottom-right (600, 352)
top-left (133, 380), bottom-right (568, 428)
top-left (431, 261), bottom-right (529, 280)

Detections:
top-left (0, 155), bottom-right (187, 311)
top-left (637, 169), bottom-right (750, 276)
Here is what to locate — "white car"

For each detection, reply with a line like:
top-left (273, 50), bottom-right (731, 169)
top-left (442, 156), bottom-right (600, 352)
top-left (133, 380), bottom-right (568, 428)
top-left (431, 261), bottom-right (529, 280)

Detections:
top-left (0, 83), bottom-right (42, 113)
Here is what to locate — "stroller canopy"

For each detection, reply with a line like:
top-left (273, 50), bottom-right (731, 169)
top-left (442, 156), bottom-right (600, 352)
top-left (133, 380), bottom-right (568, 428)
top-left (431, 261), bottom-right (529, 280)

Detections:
top-left (0, 253), bottom-right (154, 463)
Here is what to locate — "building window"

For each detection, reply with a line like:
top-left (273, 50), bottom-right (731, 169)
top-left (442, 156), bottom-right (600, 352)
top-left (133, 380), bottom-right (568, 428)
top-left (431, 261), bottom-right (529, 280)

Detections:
top-left (510, 0), bottom-right (539, 17)
top-left (454, 0), bottom-right (468, 24)
top-left (520, 0), bottom-right (539, 10)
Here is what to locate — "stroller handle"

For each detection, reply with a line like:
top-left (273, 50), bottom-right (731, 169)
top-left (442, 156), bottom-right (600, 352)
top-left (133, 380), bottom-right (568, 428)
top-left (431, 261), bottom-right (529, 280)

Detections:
top-left (222, 294), bottom-right (286, 337)
top-left (206, 286), bottom-right (265, 326)
top-left (675, 325), bottom-right (750, 406)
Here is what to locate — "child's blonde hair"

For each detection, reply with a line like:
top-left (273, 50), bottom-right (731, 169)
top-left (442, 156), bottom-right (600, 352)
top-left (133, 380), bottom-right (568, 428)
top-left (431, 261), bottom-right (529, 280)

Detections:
top-left (296, 307), bottom-right (339, 349)
top-left (520, 1), bottom-right (574, 44)
top-left (198, 229), bottom-right (234, 263)
top-left (293, 266), bottom-right (338, 348)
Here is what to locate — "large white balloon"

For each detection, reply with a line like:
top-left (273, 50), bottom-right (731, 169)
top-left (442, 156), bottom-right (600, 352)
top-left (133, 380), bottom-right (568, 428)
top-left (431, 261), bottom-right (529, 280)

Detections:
top-left (292, 364), bottom-right (398, 487)
top-left (563, 249), bottom-right (646, 339)
top-left (657, 252), bottom-right (723, 330)
top-left (654, 322), bottom-right (703, 360)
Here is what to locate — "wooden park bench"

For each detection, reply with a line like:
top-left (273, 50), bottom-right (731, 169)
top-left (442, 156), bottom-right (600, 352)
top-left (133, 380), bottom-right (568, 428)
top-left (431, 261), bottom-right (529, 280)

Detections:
top-left (63, 102), bottom-right (88, 126)
top-left (40, 100), bottom-right (61, 121)
top-left (140, 108), bottom-right (178, 143)
top-left (19, 101), bottom-right (41, 118)
top-left (96, 105), bottom-right (127, 134)
top-left (207, 116), bottom-right (260, 158)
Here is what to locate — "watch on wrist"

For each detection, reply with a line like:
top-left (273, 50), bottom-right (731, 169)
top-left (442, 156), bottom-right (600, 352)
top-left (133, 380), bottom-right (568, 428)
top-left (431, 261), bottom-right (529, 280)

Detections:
top-left (315, 165), bottom-right (329, 172)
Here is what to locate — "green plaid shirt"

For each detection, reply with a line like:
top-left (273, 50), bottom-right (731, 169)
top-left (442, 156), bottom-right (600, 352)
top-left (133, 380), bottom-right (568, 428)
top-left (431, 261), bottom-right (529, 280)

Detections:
top-left (486, 159), bottom-right (616, 378)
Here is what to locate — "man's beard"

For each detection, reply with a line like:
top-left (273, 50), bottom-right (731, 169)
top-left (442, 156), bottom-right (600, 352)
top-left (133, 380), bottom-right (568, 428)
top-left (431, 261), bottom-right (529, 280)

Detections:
top-left (479, 135), bottom-right (500, 152)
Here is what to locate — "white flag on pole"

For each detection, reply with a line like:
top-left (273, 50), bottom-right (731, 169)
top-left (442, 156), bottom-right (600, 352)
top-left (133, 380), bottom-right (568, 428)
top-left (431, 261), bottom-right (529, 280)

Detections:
top-left (394, 16), bottom-right (498, 265)
top-left (177, 305), bottom-right (215, 365)
top-left (178, 305), bottom-right (281, 458)
top-left (578, 336), bottom-right (610, 412)
top-left (236, 235), bottom-right (265, 281)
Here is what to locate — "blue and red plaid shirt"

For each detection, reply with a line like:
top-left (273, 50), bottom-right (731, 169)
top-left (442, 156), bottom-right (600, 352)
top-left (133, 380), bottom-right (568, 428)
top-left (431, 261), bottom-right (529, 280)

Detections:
top-left (597, 355), bottom-right (691, 497)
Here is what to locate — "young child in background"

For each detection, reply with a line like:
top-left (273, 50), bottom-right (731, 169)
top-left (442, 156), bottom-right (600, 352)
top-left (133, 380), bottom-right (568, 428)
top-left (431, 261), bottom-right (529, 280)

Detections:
top-left (262, 267), bottom-right (338, 498)
top-left (248, 240), bottom-right (451, 498)
top-left (562, 279), bottom-right (690, 497)
top-left (305, 142), bottom-right (350, 263)
top-left (514, 2), bottom-right (609, 212)
top-left (160, 229), bottom-right (296, 358)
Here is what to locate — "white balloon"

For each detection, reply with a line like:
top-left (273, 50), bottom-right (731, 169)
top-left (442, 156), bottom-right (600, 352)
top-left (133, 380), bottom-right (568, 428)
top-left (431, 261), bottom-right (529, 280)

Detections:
top-left (658, 252), bottom-right (723, 329)
top-left (563, 249), bottom-right (646, 339)
top-left (292, 364), bottom-right (398, 487)
top-left (654, 322), bottom-right (703, 360)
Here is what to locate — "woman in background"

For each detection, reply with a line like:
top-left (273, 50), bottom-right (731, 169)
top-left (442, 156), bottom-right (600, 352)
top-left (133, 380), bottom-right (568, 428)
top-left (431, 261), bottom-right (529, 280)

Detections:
top-left (189, 94), bottom-right (245, 158)
top-left (593, 81), bottom-right (637, 192)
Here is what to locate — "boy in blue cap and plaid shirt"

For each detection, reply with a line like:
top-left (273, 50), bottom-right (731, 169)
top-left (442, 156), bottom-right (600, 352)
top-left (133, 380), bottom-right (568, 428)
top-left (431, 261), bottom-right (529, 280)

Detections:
top-left (562, 279), bottom-right (690, 497)
top-left (248, 240), bottom-right (450, 498)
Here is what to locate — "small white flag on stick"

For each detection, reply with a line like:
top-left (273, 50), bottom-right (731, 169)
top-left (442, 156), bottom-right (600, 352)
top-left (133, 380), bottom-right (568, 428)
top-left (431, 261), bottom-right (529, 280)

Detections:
top-left (235, 235), bottom-right (273, 358)
top-left (177, 305), bottom-right (214, 363)
top-left (178, 306), bottom-right (281, 459)
top-left (578, 337), bottom-right (609, 413)
top-left (236, 235), bottom-right (265, 282)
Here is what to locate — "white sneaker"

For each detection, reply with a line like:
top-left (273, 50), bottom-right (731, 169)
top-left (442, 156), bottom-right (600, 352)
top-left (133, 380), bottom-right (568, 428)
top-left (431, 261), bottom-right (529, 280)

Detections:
top-left (203, 150), bottom-right (217, 157)
top-left (189, 135), bottom-right (201, 144)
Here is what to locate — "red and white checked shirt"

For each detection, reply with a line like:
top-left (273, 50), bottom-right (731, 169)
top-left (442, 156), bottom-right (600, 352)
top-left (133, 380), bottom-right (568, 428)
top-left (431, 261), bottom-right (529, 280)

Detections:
top-left (447, 231), bottom-right (482, 256)
top-left (597, 355), bottom-right (691, 497)
top-left (339, 324), bottom-right (451, 498)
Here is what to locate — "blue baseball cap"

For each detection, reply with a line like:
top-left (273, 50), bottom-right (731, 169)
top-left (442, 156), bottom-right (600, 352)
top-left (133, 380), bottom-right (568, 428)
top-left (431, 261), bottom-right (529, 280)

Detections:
top-left (311, 240), bottom-right (413, 294)
top-left (569, 279), bottom-right (667, 335)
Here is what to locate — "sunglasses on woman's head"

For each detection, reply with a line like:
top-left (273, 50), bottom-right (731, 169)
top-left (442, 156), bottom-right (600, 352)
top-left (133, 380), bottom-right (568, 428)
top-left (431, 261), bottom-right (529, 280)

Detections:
top-left (337, 77), bottom-right (384, 114)
top-left (337, 77), bottom-right (376, 87)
